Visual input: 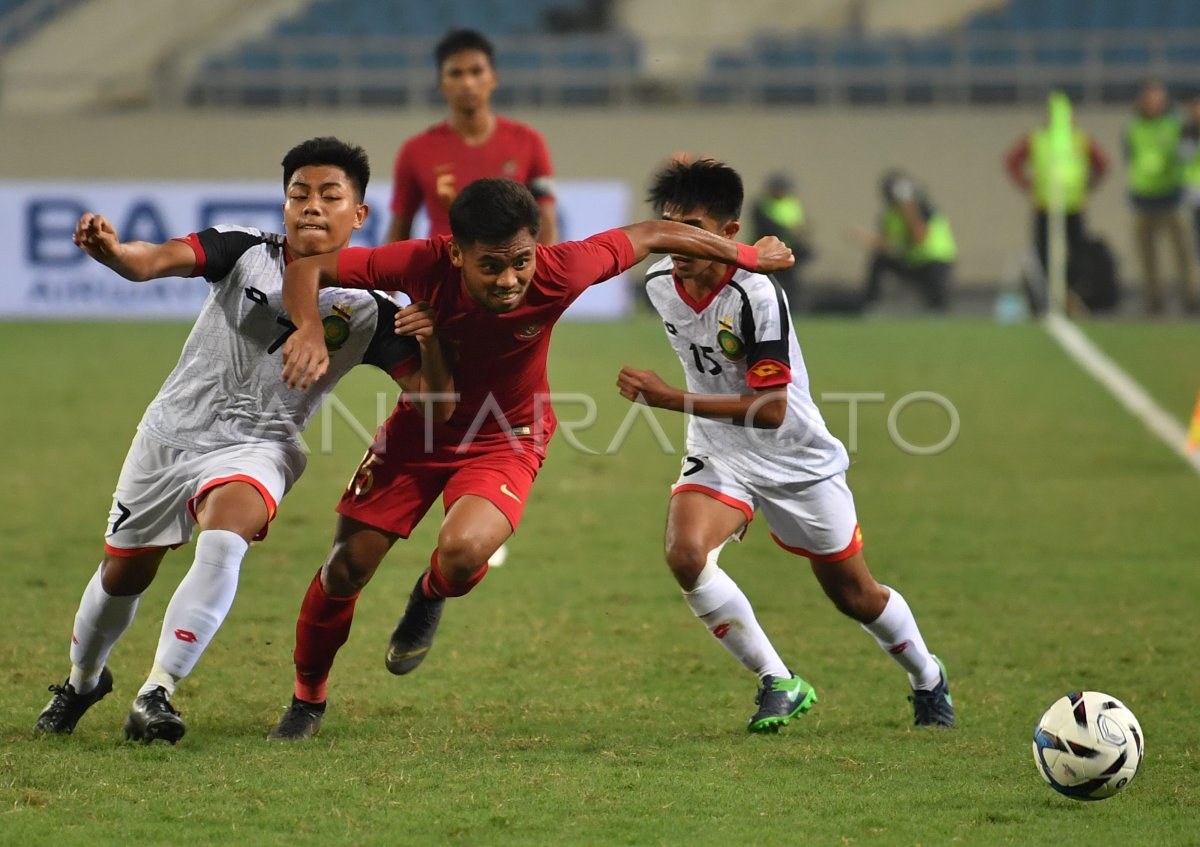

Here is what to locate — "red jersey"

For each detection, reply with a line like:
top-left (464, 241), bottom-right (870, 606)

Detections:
top-left (390, 117), bottom-right (555, 238)
top-left (336, 229), bottom-right (635, 442)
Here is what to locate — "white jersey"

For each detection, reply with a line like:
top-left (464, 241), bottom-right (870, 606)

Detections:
top-left (645, 257), bottom-right (848, 485)
top-left (138, 226), bottom-right (418, 452)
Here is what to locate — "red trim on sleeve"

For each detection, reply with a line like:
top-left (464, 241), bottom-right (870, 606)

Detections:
top-left (173, 233), bottom-right (206, 278)
top-left (771, 523), bottom-right (864, 563)
top-left (746, 359), bottom-right (792, 389)
top-left (671, 483), bottom-right (755, 524)
top-left (187, 474), bottom-right (278, 542)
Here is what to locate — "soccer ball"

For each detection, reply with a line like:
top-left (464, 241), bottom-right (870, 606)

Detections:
top-left (1032, 691), bottom-right (1144, 801)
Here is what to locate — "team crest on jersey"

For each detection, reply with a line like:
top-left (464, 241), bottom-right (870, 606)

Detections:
top-left (503, 159), bottom-right (518, 175)
top-left (716, 318), bottom-right (745, 361)
top-left (515, 323), bottom-right (544, 341)
top-left (323, 304), bottom-right (353, 351)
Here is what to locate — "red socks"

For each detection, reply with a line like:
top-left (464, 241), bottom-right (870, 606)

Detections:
top-left (421, 549), bottom-right (488, 599)
top-left (292, 570), bottom-right (359, 703)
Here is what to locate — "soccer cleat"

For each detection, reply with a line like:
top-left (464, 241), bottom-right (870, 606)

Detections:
top-left (34, 666), bottom-right (114, 734)
top-left (124, 686), bottom-right (186, 744)
top-left (384, 571), bottom-right (445, 675)
top-left (909, 655), bottom-right (955, 728)
top-left (748, 673), bottom-right (817, 733)
top-left (267, 696), bottom-right (326, 741)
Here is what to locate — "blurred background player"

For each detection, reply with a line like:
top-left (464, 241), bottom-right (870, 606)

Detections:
top-left (267, 177), bottom-right (794, 740)
top-left (1005, 91), bottom-right (1110, 313)
top-left (384, 28), bottom-right (558, 246)
top-left (750, 172), bottom-right (812, 309)
top-left (34, 138), bottom-right (451, 743)
top-left (1179, 95), bottom-right (1200, 270)
top-left (858, 169), bottom-right (956, 313)
top-left (619, 157), bottom-right (954, 731)
top-left (1124, 79), bottom-right (1197, 314)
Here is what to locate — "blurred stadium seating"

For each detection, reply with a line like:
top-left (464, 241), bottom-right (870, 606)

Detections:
top-left (189, 0), bottom-right (1200, 108)
top-left (3, 0), bottom-right (1200, 109)
top-left (0, 0), bottom-right (81, 51)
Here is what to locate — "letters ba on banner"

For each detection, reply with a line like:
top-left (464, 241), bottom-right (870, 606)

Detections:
top-left (0, 180), bottom-right (632, 320)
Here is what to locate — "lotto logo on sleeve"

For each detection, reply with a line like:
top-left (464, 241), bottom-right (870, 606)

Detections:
top-left (751, 362), bottom-right (782, 379)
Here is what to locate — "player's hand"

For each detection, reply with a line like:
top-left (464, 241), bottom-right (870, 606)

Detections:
top-left (753, 236), bottom-right (795, 273)
top-left (281, 324), bottom-right (329, 390)
top-left (617, 366), bottom-right (678, 409)
top-left (394, 301), bottom-right (436, 342)
top-left (73, 213), bottom-right (122, 265)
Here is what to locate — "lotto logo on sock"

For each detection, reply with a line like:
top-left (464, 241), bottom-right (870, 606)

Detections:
top-left (712, 623), bottom-right (731, 640)
top-left (174, 629), bottom-right (198, 643)
top-left (888, 641), bottom-right (909, 655)
top-left (71, 633), bottom-right (78, 645)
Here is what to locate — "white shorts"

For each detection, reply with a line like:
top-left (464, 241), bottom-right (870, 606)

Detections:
top-left (671, 453), bottom-right (863, 562)
top-left (104, 431), bottom-right (307, 556)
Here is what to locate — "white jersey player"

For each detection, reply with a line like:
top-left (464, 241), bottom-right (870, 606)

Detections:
top-left (35, 138), bottom-right (454, 744)
top-left (618, 157), bottom-right (954, 732)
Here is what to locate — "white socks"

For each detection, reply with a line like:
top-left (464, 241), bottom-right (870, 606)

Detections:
top-left (68, 564), bottom-right (141, 694)
top-left (861, 586), bottom-right (940, 690)
top-left (682, 561), bottom-right (789, 681)
top-left (139, 530), bottom-right (248, 698)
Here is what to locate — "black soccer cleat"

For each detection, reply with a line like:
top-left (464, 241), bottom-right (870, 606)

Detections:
top-left (35, 666), bottom-right (114, 734)
top-left (267, 696), bottom-right (326, 741)
top-left (124, 686), bottom-right (186, 744)
top-left (384, 571), bottom-right (445, 675)
top-left (909, 655), bottom-right (955, 728)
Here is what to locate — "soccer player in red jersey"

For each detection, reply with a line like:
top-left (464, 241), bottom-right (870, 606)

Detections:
top-left (267, 177), bottom-right (794, 739)
top-left (385, 29), bottom-right (558, 245)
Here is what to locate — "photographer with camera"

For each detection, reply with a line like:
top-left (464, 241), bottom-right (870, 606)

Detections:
top-left (857, 169), bottom-right (956, 313)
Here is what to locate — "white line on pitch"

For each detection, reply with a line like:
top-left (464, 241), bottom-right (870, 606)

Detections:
top-left (1043, 313), bottom-right (1200, 475)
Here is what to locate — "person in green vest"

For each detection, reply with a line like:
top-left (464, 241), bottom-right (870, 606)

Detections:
top-left (1179, 94), bottom-right (1200, 280)
top-left (751, 173), bottom-right (812, 308)
top-left (1124, 80), bottom-right (1197, 314)
top-left (1004, 92), bottom-right (1109, 307)
top-left (861, 169), bottom-right (956, 313)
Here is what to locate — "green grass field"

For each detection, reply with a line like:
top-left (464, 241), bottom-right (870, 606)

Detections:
top-left (2, 317), bottom-right (1197, 846)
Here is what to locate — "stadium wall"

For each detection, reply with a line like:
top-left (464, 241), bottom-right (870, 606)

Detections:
top-left (1, 105), bottom-right (1146, 295)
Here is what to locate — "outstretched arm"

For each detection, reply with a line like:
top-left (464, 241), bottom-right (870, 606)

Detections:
top-left (617, 366), bottom-right (787, 429)
top-left (618, 220), bottom-right (794, 274)
top-left (73, 213), bottom-right (196, 281)
top-left (393, 301), bottom-right (456, 423)
top-left (281, 251), bottom-right (342, 390)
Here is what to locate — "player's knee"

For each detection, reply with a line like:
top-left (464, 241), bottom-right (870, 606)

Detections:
top-left (664, 541), bottom-right (708, 585)
top-left (826, 579), bottom-right (885, 623)
top-left (323, 542), bottom-right (382, 595)
top-left (436, 534), bottom-right (490, 582)
top-left (100, 550), bottom-right (164, 595)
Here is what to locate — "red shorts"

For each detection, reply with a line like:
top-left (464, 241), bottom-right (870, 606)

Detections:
top-left (336, 407), bottom-right (547, 538)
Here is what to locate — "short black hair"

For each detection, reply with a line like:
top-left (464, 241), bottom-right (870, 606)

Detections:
top-left (647, 158), bottom-right (744, 223)
top-left (449, 178), bottom-right (541, 246)
top-left (436, 29), bottom-right (494, 70)
top-left (281, 137), bottom-right (370, 202)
